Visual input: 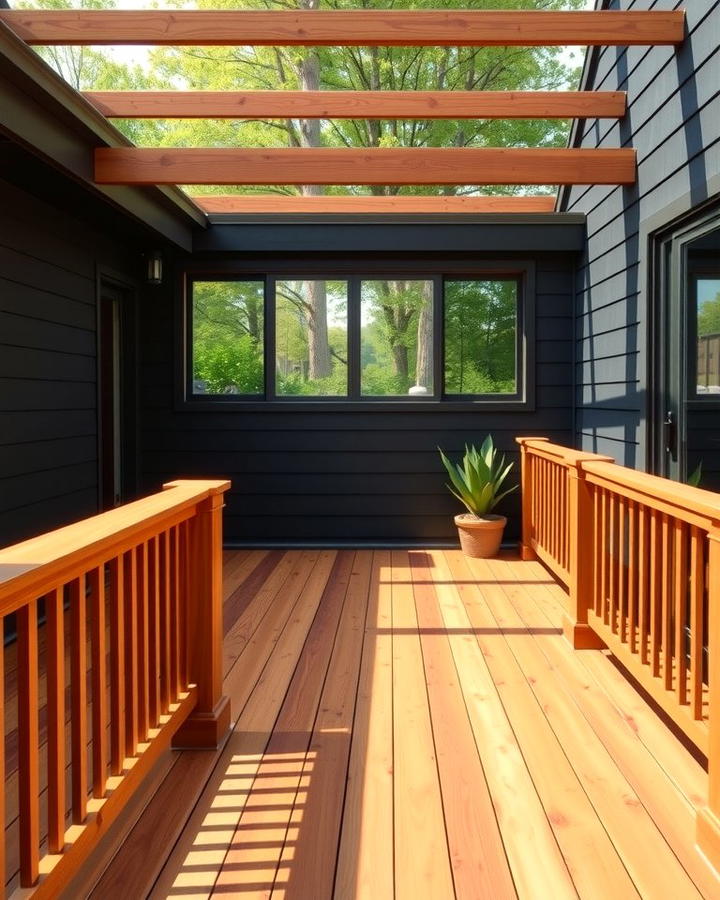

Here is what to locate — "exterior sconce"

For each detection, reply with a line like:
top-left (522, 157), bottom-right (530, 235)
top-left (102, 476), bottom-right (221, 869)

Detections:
top-left (146, 250), bottom-right (163, 285)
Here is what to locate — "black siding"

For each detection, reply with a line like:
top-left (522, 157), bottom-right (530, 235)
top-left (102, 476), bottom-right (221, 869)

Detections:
top-left (139, 241), bottom-right (576, 545)
top-left (560, 0), bottom-right (720, 466)
top-left (0, 176), bottom-right (143, 545)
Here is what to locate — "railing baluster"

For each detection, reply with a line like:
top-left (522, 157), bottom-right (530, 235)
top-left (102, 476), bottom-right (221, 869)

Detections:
top-left (124, 549), bottom-right (139, 757)
top-left (545, 460), bottom-right (551, 555)
top-left (618, 495), bottom-right (627, 642)
top-left (638, 505), bottom-right (649, 665)
top-left (561, 468), bottom-right (568, 570)
top-left (661, 513), bottom-right (672, 691)
top-left (90, 566), bottom-right (108, 797)
top-left (540, 458), bottom-right (547, 550)
top-left (71, 575), bottom-right (88, 823)
top-left (148, 536), bottom-right (161, 726)
top-left (531, 455), bottom-right (538, 549)
top-left (690, 528), bottom-right (705, 720)
top-left (0, 622), bottom-right (4, 886)
top-left (554, 462), bottom-right (561, 563)
top-left (555, 463), bottom-right (561, 565)
top-left (627, 499), bottom-right (637, 653)
top-left (18, 598), bottom-right (40, 886)
top-left (47, 586), bottom-right (66, 852)
top-left (170, 525), bottom-right (181, 699)
top-left (600, 488), bottom-right (608, 623)
top-left (674, 520), bottom-right (688, 706)
top-left (593, 485), bottom-right (602, 617)
top-left (109, 555), bottom-right (126, 774)
top-left (180, 520), bottom-right (190, 690)
top-left (160, 530), bottom-right (172, 713)
top-left (649, 511), bottom-right (661, 678)
top-left (610, 491), bottom-right (618, 628)
top-left (697, 526), bottom-right (720, 869)
top-left (137, 542), bottom-right (150, 741)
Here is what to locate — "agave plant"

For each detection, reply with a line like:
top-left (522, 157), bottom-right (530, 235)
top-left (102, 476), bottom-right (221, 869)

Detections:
top-left (439, 436), bottom-right (517, 518)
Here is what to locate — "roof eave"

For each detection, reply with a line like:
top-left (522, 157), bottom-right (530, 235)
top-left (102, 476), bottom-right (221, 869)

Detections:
top-left (0, 15), bottom-right (206, 249)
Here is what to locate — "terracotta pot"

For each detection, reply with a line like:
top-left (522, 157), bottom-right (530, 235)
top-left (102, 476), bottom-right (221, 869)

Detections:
top-left (454, 513), bottom-right (506, 558)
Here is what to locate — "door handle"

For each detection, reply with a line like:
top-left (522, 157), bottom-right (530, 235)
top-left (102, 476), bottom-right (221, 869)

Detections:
top-left (664, 410), bottom-right (677, 458)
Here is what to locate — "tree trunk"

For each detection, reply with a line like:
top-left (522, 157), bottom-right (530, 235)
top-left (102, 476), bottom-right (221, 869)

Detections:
top-left (392, 344), bottom-right (409, 381)
top-left (246, 295), bottom-right (261, 343)
top-left (296, 0), bottom-right (331, 379)
top-left (306, 280), bottom-right (332, 379)
top-left (415, 282), bottom-right (433, 391)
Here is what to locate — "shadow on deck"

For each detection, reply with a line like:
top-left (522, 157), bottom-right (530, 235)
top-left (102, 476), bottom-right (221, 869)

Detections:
top-left (88, 549), bottom-right (719, 899)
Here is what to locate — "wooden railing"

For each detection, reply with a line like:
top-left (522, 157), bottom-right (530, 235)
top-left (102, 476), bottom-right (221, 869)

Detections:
top-left (516, 438), bottom-right (613, 592)
top-left (0, 479), bottom-right (230, 897)
top-left (580, 461), bottom-right (712, 751)
top-left (517, 438), bottom-right (720, 873)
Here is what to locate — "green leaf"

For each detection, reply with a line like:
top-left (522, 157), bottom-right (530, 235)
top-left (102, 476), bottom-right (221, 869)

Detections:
top-left (688, 461), bottom-right (703, 487)
top-left (439, 437), bottom-right (517, 517)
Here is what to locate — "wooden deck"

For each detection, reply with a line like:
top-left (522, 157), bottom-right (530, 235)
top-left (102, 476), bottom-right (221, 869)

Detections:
top-left (89, 549), bottom-right (720, 899)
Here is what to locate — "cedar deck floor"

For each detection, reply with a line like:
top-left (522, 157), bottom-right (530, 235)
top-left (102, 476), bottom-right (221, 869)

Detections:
top-left (93, 549), bottom-right (720, 899)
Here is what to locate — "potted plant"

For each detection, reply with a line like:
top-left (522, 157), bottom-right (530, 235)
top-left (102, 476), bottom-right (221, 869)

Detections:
top-left (439, 436), bottom-right (517, 558)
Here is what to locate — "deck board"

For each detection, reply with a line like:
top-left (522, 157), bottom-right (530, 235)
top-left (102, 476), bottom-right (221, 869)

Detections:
top-left (96, 549), bottom-right (717, 899)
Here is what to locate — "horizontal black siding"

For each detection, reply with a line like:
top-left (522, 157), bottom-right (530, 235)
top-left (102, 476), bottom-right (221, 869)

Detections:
top-left (0, 177), bottom-right (142, 546)
top-left (562, 0), bottom-right (720, 468)
top-left (139, 247), bottom-right (575, 545)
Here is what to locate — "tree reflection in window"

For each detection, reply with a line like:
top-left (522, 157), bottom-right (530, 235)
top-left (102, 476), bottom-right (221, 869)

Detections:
top-left (444, 279), bottom-right (518, 395)
top-left (192, 280), bottom-right (264, 395)
top-left (275, 280), bottom-right (349, 396)
top-left (361, 280), bottom-right (433, 396)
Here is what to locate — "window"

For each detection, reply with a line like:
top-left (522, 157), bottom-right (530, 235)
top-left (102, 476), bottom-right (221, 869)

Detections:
top-left (444, 279), bottom-right (518, 396)
top-left (275, 279), bottom-right (348, 397)
top-left (186, 267), bottom-right (530, 406)
top-left (361, 279), bottom-right (434, 396)
top-left (693, 275), bottom-right (720, 397)
top-left (191, 279), bottom-right (264, 395)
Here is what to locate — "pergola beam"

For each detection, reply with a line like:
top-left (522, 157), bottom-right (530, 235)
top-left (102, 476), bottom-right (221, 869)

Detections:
top-left (95, 148), bottom-right (636, 187)
top-left (84, 90), bottom-right (626, 120)
top-left (0, 10), bottom-right (685, 47)
top-left (191, 195), bottom-right (558, 214)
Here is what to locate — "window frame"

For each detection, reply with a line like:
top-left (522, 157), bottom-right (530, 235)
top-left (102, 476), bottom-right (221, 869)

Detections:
top-left (179, 259), bottom-right (535, 412)
top-left (187, 275), bottom-right (267, 401)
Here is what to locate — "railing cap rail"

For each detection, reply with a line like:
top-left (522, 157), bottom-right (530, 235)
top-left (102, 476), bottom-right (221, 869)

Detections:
top-left (580, 459), bottom-right (720, 524)
top-left (516, 436), bottom-right (614, 466)
top-left (0, 479), bottom-right (230, 599)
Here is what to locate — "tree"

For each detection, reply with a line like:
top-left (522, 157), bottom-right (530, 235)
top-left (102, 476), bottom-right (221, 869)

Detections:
top-left (444, 279), bottom-right (517, 393)
top-left (19, 0), bottom-right (585, 395)
top-left (140, 0), bottom-right (583, 388)
top-left (192, 281), bottom-right (265, 393)
top-left (698, 290), bottom-right (720, 336)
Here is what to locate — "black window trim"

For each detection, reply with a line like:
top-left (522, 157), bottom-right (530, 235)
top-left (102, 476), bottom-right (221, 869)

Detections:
top-left (178, 259), bottom-right (536, 413)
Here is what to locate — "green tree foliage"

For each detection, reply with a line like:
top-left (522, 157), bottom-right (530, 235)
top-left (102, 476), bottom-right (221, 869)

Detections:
top-left (192, 281), bottom-right (264, 394)
top-left (18, 0), bottom-right (584, 395)
top-left (138, 0), bottom-right (583, 199)
top-left (275, 280), bottom-right (349, 395)
top-left (698, 290), bottom-right (720, 336)
top-left (444, 279), bottom-right (517, 394)
top-left (17, 0), bottom-right (168, 144)
top-left (361, 280), bottom-right (433, 395)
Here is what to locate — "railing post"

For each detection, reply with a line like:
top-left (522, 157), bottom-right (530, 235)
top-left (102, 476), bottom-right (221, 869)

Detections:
top-left (697, 525), bottom-right (720, 871)
top-left (564, 458), bottom-right (608, 650)
top-left (172, 485), bottom-right (231, 749)
top-left (516, 437), bottom-right (549, 561)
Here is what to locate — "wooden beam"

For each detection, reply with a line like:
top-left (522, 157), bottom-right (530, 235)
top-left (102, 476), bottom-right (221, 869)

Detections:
top-left (95, 147), bottom-right (636, 187)
top-left (190, 194), bottom-right (558, 214)
top-left (84, 90), bottom-right (626, 120)
top-left (0, 10), bottom-right (685, 47)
